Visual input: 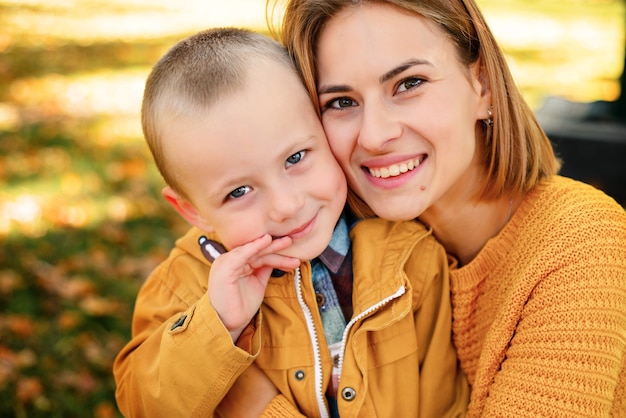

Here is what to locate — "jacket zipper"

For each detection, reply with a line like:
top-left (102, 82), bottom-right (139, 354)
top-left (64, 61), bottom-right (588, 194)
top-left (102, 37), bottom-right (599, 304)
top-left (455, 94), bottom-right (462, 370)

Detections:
top-left (294, 267), bottom-right (330, 418)
top-left (337, 285), bottom-right (406, 382)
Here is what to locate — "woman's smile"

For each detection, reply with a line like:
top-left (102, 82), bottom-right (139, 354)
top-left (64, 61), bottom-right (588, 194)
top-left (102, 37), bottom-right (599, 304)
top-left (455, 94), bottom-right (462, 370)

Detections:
top-left (366, 156), bottom-right (426, 179)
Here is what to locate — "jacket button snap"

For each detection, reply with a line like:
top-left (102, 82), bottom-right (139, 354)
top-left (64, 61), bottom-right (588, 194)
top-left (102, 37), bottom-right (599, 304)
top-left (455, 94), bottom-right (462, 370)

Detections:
top-left (169, 314), bottom-right (187, 331)
top-left (294, 370), bottom-right (305, 381)
top-left (341, 387), bottom-right (356, 401)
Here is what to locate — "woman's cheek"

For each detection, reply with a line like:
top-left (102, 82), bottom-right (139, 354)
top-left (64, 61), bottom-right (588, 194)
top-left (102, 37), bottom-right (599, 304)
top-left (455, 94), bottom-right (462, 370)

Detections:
top-left (324, 124), bottom-right (353, 165)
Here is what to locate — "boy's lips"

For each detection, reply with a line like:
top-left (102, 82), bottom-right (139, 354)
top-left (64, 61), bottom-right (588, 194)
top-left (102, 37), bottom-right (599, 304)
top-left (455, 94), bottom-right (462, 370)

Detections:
top-left (365, 156), bottom-right (425, 179)
top-left (272, 215), bottom-right (317, 240)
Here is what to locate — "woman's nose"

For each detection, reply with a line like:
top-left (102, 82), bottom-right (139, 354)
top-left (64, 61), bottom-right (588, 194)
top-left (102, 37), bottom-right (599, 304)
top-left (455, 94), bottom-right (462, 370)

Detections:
top-left (357, 99), bottom-right (402, 152)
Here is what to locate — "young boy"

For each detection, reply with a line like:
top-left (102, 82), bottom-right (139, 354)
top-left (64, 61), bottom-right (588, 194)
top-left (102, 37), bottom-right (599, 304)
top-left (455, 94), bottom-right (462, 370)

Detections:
top-left (113, 28), bottom-right (468, 418)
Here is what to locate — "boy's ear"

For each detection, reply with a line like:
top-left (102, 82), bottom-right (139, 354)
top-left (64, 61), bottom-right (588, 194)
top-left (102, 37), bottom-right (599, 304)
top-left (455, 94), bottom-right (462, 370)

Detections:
top-left (162, 186), bottom-right (214, 233)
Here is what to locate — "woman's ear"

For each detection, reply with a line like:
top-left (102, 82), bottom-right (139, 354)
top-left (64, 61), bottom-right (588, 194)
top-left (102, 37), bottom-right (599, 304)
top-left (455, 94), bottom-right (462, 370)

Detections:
top-left (473, 62), bottom-right (493, 120)
top-left (162, 186), bottom-right (214, 233)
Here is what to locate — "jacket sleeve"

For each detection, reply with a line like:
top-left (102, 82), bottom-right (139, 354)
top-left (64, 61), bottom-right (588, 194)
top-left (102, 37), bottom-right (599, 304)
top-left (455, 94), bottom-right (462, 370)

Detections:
top-left (113, 250), bottom-right (261, 417)
top-left (408, 236), bottom-right (470, 418)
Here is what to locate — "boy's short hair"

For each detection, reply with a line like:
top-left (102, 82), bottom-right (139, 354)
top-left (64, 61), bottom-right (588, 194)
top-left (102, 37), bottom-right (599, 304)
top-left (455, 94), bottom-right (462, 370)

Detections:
top-left (141, 28), bottom-right (292, 198)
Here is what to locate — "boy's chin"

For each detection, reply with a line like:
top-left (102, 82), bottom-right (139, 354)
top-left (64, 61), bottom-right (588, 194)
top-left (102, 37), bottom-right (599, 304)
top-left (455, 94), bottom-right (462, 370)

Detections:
top-left (279, 240), bottom-right (329, 263)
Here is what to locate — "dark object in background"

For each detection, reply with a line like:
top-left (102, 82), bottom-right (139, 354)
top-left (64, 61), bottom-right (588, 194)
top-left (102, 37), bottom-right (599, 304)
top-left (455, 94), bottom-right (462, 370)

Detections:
top-left (535, 97), bottom-right (626, 208)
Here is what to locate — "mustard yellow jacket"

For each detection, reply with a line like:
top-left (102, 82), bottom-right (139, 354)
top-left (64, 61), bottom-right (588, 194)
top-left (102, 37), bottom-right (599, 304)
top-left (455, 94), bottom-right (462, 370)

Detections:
top-left (114, 218), bottom-right (469, 417)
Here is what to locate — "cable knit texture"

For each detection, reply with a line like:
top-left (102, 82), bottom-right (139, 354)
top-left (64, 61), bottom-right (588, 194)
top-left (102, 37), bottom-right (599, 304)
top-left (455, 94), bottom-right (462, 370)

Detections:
top-left (450, 176), bottom-right (626, 417)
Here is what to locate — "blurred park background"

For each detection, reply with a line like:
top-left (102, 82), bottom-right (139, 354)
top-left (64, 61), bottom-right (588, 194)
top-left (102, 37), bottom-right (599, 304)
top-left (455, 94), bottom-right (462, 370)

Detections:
top-left (0, 0), bottom-right (623, 416)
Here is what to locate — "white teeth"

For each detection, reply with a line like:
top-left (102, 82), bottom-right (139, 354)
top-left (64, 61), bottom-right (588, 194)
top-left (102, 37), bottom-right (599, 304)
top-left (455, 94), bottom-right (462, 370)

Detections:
top-left (369, 158), bottom-right (421, 178)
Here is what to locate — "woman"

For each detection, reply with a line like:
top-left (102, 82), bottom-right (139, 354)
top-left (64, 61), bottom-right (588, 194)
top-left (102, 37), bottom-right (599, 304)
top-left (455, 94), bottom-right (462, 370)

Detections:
top-left (272, 0), bottom-right (626, 416)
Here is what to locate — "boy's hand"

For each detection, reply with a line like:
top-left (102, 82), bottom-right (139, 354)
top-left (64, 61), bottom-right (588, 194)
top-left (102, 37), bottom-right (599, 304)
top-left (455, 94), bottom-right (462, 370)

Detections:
top-left (208, 234), bottom-right (300, 341)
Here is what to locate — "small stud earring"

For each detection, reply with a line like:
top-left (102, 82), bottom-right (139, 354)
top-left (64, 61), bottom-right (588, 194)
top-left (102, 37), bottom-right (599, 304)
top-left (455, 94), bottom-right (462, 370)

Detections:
top-left (483, 105), bottom-right (494, 127)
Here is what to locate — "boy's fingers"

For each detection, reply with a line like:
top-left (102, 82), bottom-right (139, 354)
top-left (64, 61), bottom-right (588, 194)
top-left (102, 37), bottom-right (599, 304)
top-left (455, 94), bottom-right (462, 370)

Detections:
top-left (229, 235), bottom-right (292, 259)
top-left (249, 253), bottom-right (300, 271)
top-left (265, 236), bottom-right (293, 253)
top-left (216, 234), bottom-right (296, 275)
top-left (225, 234), bottom-right (273, 263)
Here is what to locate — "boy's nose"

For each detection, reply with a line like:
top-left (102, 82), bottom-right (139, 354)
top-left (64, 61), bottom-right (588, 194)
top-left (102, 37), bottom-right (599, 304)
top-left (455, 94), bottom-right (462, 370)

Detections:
top-left (267, 186), bottom-right (305, 223)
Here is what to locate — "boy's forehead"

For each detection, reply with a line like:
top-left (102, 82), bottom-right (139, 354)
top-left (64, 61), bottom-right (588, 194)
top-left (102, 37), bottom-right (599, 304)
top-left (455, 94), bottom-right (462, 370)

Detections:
top-left (166, 90), bottom-right (316, 180)
top-left (162, 58), bottom-right (322, 181)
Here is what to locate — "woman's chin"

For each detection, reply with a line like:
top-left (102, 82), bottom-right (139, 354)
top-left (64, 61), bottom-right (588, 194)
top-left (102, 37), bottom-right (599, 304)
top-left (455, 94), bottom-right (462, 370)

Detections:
top-left (368, 201), bottom-right (423, 222)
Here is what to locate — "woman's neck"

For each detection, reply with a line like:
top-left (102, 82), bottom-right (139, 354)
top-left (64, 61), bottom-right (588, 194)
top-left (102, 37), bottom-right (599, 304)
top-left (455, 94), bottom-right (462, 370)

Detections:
top-left (421, 194), bottom-right (517, 266)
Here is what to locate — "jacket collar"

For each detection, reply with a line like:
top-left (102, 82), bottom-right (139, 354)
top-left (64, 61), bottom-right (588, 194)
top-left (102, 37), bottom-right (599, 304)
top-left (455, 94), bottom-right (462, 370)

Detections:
top-left (317, 213), bottom-right (350, 274)
top-left (349, 218), bottom-right (432, 312)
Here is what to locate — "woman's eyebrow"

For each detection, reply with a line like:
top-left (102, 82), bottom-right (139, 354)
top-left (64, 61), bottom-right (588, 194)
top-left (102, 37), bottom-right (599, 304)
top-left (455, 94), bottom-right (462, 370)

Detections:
top-left (318, 58), bottom-right (433, 95)
top-left (318, 83), bottom-right (352, 95)
top-left (380, 58), bottom-right (432, 83)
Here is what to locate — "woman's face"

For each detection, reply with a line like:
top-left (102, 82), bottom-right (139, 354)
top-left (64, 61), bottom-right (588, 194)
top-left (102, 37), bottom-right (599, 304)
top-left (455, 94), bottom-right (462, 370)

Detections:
top-left (316, 2), bottom-right (491, 221)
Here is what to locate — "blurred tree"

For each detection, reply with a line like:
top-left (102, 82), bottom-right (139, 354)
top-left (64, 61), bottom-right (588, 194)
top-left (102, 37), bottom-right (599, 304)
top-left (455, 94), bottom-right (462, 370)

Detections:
top-left (534, 1), bottom-right (626, 207)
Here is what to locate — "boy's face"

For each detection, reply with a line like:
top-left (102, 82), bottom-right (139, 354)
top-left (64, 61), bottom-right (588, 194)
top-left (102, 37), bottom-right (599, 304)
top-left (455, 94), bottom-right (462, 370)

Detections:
top-left (163, 57), bottom-right (347, 261)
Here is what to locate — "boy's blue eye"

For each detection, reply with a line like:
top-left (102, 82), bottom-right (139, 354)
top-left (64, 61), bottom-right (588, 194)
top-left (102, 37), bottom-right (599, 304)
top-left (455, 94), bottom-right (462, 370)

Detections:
top-left (286, 150), bottom-right (306, 167)
top-left (228, 185), bottom-right (251, 199)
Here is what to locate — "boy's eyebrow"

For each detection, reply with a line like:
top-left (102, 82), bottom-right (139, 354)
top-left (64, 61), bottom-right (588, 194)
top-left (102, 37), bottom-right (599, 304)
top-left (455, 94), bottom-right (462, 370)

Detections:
top-left (317, 58), bottom-right (433, 95)
top-left (204, 135), bottom-right (317, 202)
top-left (205, 175), bottom-right (248, 202)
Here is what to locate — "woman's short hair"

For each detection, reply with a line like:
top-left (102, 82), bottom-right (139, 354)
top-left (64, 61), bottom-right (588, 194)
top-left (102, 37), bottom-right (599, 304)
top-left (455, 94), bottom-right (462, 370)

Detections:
top-left (271, 0), bottom-right (559, 216)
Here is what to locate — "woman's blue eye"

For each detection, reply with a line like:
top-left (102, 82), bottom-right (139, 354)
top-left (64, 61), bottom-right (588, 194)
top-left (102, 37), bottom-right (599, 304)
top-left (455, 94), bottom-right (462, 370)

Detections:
top-left (397, 77), bottom-right (423, 93)
top-left (228, 185), bottom-right (251, 199)
top-left (286, 150), bottom-right (306, 167)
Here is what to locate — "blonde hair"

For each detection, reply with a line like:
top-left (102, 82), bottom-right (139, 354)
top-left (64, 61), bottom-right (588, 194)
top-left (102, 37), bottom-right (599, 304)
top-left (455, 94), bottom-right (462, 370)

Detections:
top-left (142, 27), bottom-right (292, 198)
top-left (269, 0), bottom-right (560, 217)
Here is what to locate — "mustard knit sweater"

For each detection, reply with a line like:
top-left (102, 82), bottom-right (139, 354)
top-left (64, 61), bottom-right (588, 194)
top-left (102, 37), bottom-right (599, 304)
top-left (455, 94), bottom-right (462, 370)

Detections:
top-left (450, 176), bottom-right (626, 417)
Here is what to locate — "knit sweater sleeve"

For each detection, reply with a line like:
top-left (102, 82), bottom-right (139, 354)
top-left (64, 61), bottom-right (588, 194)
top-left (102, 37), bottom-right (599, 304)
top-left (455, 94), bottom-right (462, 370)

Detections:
top-left (481, 235), bottom-right (626, 417)
top-left (453, 177), bottom-right (626, 417)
